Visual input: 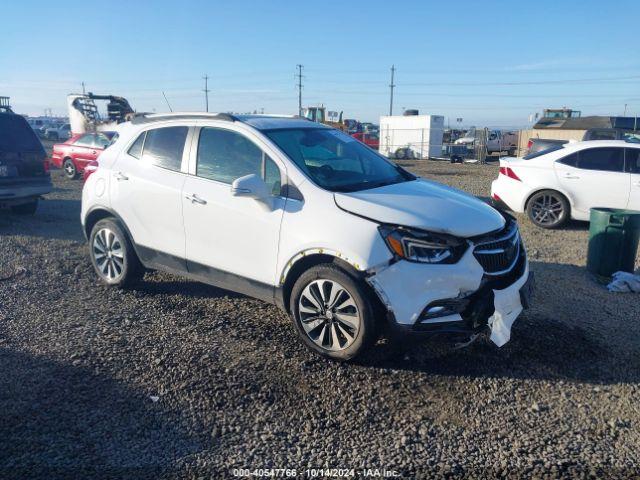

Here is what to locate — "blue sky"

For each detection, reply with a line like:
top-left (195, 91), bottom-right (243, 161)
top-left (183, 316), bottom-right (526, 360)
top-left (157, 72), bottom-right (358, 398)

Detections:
top-left (1, 0), bottom-right (639, 126)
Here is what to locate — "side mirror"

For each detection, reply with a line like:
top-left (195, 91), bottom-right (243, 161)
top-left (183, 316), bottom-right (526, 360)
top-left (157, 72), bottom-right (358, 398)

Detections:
top-left (231, 174), bottom-right (272, 208)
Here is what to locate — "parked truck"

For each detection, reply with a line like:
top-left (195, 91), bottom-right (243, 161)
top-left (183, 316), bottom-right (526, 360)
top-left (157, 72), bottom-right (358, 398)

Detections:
top-left (454, 128), bottom-right (518, 155)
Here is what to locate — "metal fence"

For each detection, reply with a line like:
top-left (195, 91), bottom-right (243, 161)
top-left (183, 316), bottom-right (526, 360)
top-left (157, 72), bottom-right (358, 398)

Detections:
top-left (379, 126), bottom-right (521, 164)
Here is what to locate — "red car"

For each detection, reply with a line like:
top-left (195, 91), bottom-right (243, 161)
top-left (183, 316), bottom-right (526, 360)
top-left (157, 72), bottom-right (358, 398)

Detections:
top-left (351, 132), bottom-right (379, 150)
top-left (51, 132), bottom-right (113, 179)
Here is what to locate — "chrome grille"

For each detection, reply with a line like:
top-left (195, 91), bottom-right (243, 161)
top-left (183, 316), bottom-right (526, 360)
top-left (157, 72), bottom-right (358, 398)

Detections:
top-left (473, 222), bottom-right (520, 275)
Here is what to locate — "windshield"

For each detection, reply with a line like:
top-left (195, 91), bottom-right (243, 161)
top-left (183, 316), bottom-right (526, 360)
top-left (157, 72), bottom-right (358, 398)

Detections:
top-left (265, 128), bottom-right (414, 192)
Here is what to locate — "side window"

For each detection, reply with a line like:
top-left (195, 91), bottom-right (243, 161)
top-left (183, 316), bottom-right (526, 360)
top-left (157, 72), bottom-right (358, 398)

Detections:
top-left (196, 127), bottom-right (281, 194)
top-left (626, 148), bottom-right (640, 173)
top-left (75, 134), bottom-right (95, 147)
top-left (588, 130), bottom-right (616, 140)
top-left (127, 132), bottom-right (145, 159)
top-left (557, 152), bottom-right (577, 167)
top-left (142, 126), bottom-right (188, 171)
top-left (577, 148), bottom-right (624, 172)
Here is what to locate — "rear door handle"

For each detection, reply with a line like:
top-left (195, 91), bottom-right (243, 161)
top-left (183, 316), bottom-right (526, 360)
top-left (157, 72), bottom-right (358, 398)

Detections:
top-left (562, 173), bottom-right (580, 179)
top-left (185, 193), bottom-right (207, 205)
top-left (113, 172), bottom-right (129, 181)
top-left (633, 181), bottom-right (640, 187)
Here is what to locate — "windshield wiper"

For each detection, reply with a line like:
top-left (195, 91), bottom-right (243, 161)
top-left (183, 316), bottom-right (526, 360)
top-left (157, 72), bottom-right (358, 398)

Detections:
top-left (333, 176), bottom-right (409, 193)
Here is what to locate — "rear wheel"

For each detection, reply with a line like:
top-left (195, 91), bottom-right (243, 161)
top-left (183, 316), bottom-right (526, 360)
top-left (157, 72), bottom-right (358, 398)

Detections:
top-left (290, 264), bottom-right (378, 361)
top-left (63, 158), bottom-right (78, 179)
top-left (526, 190), bottom-right (570, 229)
top-left (89, 218), bottom-right (143, 287)
top-left (10, 199), bottom-right (38, 215)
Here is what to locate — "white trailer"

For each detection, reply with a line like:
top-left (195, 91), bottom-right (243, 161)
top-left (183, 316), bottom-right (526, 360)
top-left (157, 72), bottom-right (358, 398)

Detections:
top-left (379, 114), bottom-right (445, 159)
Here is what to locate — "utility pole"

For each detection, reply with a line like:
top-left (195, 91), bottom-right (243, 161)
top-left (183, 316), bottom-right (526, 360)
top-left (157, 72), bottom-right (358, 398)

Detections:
top-left (81, 82), bottom-right (86, 95)
top-left (296, 64), bottom-right (304, 116)
top-left (389, 65), bottom-right (396, 116)
top-left (624, 103), bottom-right (628, 116)
top-left (202, 75), bottom-right (210, 112)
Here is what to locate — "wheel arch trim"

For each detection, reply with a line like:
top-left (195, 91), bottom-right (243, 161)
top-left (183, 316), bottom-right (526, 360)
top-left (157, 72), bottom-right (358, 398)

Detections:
top-left (277, 249), bottom-right (369, 313)
top-left (83, 206), bottom-right (136, 246)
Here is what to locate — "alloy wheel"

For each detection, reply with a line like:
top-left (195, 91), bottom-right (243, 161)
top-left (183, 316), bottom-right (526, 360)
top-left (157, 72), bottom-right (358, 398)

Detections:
top-left (298, 279), bottom-right (361, 352)
top-left (92, 228), bottom-right (125, 280)
top-left (64, 161), bottom-right (75, 177)
top-left (530, 193), bottom-right (564, 226)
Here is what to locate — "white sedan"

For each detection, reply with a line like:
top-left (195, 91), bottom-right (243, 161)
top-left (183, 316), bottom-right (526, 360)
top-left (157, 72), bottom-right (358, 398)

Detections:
top-left (491, 140), bottom-right (640, 228)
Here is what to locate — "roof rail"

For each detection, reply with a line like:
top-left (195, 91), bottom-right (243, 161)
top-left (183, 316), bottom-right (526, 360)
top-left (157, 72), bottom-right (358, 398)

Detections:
top-left (130, 112), bottom-right (239, 125)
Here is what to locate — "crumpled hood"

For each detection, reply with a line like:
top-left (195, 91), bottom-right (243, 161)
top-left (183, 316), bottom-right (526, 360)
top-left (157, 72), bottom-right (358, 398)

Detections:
top-left (334, 179), bottom-right (505, 237)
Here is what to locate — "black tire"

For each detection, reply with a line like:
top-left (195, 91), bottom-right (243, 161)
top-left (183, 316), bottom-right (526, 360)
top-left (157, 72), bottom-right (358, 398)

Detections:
top-left (10, 199), bottom-right (38, 215)
top-left (289, 264), bottom-right (379, 361)
top-left (526, 189), bottom-right (570, 229)
top-left (89, 217), bottom-right (143, 287)
top-left (62, 158), bottom-right (78, 179)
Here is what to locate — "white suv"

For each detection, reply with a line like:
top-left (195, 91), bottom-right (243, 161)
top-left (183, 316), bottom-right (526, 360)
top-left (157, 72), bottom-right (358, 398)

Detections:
top-left (81, 113), bottom-right (533, 361)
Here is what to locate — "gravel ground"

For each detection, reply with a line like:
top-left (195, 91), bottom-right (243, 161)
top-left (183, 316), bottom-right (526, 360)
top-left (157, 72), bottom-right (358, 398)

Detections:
top-left (1, 153), bottom-right (639, 479)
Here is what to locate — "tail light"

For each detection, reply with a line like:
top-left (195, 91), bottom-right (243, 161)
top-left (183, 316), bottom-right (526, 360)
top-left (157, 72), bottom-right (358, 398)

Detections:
top-left (43, 159), bottom-right (50, 174)
top-left (83, 160), bottom-right (99, 181)
top-left (499, 166), bottom-right (521, 181)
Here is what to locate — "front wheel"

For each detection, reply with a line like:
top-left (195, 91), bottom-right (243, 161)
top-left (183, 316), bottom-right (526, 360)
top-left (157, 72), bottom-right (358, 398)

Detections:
top-left (290, 264), bottom-right (378, 361)
top-left (89, 218), bottom-right (143, 287)
top-left (526, 190), bottom-right (570, 229)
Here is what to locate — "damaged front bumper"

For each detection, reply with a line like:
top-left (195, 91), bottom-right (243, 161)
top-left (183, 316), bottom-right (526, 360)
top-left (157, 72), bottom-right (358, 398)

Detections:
top-left (366, 237), bottom-right (531, 345)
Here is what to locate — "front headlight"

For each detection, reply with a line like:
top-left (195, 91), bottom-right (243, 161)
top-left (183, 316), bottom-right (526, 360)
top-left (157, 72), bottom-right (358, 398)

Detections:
top-left (378, 225), bottom-right (468, 264)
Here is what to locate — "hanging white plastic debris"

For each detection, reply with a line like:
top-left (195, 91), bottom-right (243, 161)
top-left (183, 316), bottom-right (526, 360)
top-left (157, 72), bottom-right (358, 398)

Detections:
top-left (488, 285), bottom-right (523, 347)
top-left (607, 271), bottom-right (640, 293)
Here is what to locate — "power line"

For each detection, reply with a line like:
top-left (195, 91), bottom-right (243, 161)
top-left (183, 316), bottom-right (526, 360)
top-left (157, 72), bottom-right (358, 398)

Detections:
top-left (400, 75), bottom-right (640, 87)
top-left (296, 64), bottom-right (304, 116)
top-left (202, 75), bottom-right (210, 112)
top-left (389, 65), bottom-right (395, 116)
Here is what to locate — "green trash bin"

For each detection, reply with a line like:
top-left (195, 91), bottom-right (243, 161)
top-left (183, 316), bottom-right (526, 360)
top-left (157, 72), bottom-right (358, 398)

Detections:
top-left (586, 208), bottom-right (640, 280)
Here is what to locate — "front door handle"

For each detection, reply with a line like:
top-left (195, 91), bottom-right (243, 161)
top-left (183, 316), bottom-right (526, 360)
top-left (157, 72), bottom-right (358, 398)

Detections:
top-left (113, 172), bottom-right (129, 181)
top-left (185, 193), bottom-right (207, 205)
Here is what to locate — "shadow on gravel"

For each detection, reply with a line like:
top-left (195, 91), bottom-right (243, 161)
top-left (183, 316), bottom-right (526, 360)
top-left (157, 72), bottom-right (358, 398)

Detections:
top-left (558, 219), bottom-right (590, 232)
top-left (0, 199), bottom-right (84, 242)
top-left (359, 261), bottom-right (640, 386)
top-left (0, 348), bottom-right (202, 479)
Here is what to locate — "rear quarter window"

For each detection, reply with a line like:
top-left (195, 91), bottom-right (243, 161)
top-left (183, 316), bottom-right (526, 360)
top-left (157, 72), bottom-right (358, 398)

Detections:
top-left (557, 152), bottom-right (578, 167)
top-left (141, 126), bottom-right (188, 171)
top-left (127, 132), bottom-right (146, 159)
